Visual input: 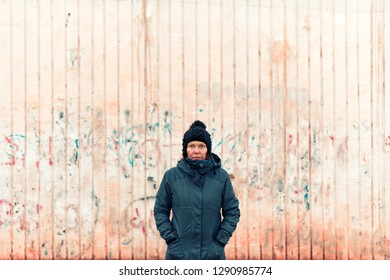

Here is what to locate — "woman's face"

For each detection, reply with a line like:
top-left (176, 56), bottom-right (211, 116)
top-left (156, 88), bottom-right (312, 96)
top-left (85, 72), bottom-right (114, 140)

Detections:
top-left (186, 141), bottom-right (208, 160)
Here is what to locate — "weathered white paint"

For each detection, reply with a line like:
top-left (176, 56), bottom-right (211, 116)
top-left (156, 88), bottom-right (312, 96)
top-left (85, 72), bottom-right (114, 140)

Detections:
top-left (0, 0), bottom-right (389, 260)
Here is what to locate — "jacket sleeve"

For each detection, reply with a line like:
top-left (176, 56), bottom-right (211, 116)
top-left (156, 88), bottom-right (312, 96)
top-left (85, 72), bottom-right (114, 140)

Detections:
top-left (153, 172), bottom-right (178, 245)
top-left (215, 176), bottom-right (240, 246)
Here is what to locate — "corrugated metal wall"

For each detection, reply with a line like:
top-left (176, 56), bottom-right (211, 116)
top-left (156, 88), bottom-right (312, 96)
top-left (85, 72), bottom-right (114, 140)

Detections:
top-left (0, 0), bottom-right (389, 260)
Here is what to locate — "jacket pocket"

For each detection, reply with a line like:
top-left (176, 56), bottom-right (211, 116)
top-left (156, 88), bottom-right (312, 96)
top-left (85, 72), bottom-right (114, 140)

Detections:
top-left (166, 239), bottom-right (186, 260)
top-left (204, 240), bottom-right (225, 260)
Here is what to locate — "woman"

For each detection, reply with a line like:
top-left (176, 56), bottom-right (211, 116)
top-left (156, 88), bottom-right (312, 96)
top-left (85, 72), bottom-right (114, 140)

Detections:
top-left (154, 120), bottom-right (240, 260)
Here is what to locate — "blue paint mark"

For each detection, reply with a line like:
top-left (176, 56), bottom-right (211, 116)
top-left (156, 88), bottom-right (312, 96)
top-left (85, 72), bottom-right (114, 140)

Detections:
top-left (73, 149), bottom-right (78, 163)
top-left (73, 139), bottom-right (79, 164)
top-left (304, 184), bottom-right (310, 210)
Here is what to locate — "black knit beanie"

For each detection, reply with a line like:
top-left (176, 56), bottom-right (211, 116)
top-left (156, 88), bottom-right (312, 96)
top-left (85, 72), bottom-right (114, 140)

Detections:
top-left (182, 120), bottom-right (212, 158)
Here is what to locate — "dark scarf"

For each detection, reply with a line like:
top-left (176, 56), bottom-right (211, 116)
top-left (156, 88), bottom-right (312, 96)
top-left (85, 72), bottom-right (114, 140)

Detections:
top-left (185, 158), bottom-right (214, 175)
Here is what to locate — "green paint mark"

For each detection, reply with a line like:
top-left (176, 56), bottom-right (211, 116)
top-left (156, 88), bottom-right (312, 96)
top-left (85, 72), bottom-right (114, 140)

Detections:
top-left (73, 149), bottom-right (78, 163)
top-left (94, 195), bottom-right (100, 208)
top-left (164, 124), bottom-right (172, 135)
top-left (313, 129), bottom-right (317, 144)
top-left (216, 140), bottom-right (223, 147)
top-left (199, 108), bottom-right (203, 113)
top-left (10, 134), bottom-right (26, 139)
top-left (73, 139), bottom-right (79, 163)
top-left (122, 239), bottom-right (132, 246)
top-left (277, 180), bottom-right (284, 192)
top-left (128, 147), bottom-right (135, 167)
top-left (276, 206), bottom-right (284, 215)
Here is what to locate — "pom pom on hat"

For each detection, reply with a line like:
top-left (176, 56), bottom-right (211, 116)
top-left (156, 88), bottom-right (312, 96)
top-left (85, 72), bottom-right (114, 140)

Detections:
top-left (190, 120), bottom-right (206, 129)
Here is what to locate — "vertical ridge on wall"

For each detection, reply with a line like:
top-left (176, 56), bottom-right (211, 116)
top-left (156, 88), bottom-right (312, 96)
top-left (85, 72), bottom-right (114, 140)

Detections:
top-left (155, 0), bottom-right (168, 259)
top-left (296, 0), bottom-right (311, 260)
top-left (183, 0), bottom-right (195, 124)
top-left (117, 0), bottom-right (133, 260)
top-left (358, 0), bottom-right (373, 259)
top-left (221, 0), bottom-right (236, 259)
top-left (372, 0), bottom-right (385, 260)
top-left (334, 0), bottom-right (348, 260)
top-left (247, 0), bottom-right (261, 260)
top-left (271, 0), bottom-right (288, 260)
top-left (171, 0), bottom-right (183, 164)
top-left (369, 0), bottom-right (375, 260)
top-left (385, 0), bottom-right (390, 261)
top-left (284, 0), bottom-right (292, 261)
top-left (306, 0), bottom-right (313, 259)
top-left (0, 0), bottom-right (11, 260)
top-left (285, 0), bottom-right (298, 260)
top-left (197, 0), bottom-right (208, 123)
top-left (309, 0), bottom-right (323, 259)
top-left (65, 0), bottom-right (80, 260)
top-left (79, 0), bottom-right (93, 260)
top-left (52, 0), bottom-right (67, 260)
top-left (234, 0), bottom-right (249, 260)
top-left (322, 0), bottom-right (336, 259)
top-left (38, 0), bottom-right (53, 260)
top-left (258, 0), bottom-right (272, 260)
top-left (105, 0), bottom-right (120, 260)
top-left (131, 0), bottom-right (145, 260)
top-left (208, 0), bottom-right (222, 183)
top-left (346, 0), bottom-right (359, 260)
top-left (25, 0), bottom-right (40, 260)
top-left (145, 0), bottom-right (161, 260)
top-left (10, 0), bottom-right (26, 259)
top-left (76, 0), bottom-right (82, 260)
top-left (91, 0), bottom-right (106, 259)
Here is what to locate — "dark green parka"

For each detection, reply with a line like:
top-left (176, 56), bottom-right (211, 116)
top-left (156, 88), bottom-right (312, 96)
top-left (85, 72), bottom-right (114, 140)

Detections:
top-left (154, 153), bottom-right (240, 260)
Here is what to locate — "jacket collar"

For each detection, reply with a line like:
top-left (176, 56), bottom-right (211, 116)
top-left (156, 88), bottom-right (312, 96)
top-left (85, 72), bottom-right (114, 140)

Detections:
top-left (177, 153), bottom-right (221, 175)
